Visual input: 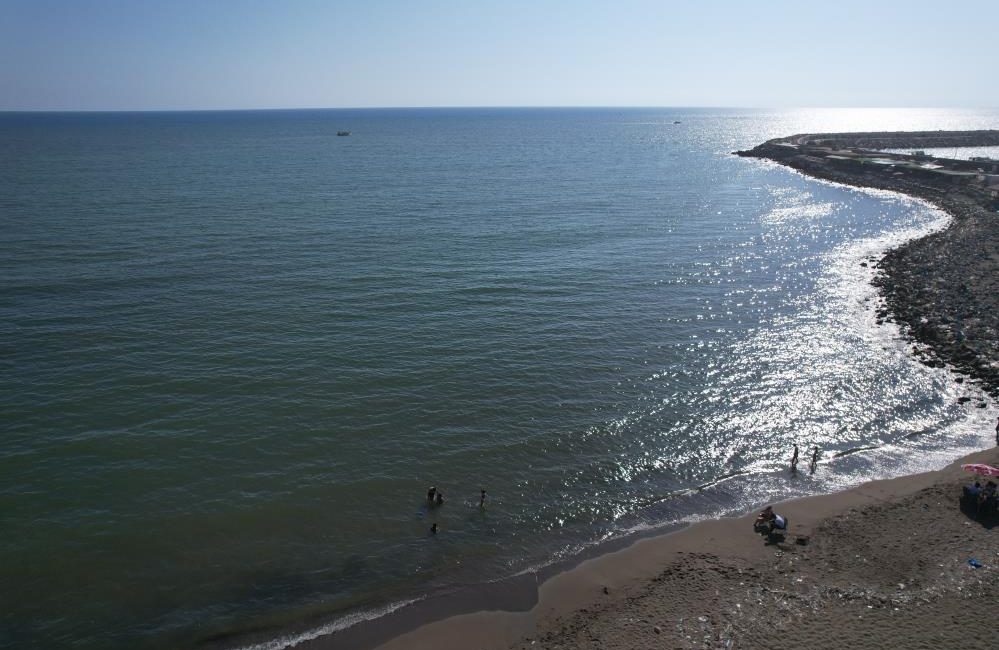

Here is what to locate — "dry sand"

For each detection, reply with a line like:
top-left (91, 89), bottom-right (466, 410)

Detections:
top-left (371, 447), bottom-right (999, 650)
top-left (298, 134), bottom-right (999, 650)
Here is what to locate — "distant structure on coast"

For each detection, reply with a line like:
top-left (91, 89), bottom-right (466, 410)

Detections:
top-left (737, 130), bottom-right (999, 208)
top-left (736, 129), bottom-right (999, 398)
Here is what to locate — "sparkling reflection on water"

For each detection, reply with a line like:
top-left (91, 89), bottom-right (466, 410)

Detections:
top-left (1, 108), bottom-right (997, 650)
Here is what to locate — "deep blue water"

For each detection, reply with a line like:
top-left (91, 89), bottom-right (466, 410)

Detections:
top-left (2, 107), bottom-right (997, 650)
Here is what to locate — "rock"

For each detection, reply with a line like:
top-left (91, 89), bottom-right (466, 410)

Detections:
top-left (741, 132), bottom-right (999, 399)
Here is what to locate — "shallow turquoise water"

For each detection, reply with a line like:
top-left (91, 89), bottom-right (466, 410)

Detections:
top-left (1, 108), bottom-right (997, 650)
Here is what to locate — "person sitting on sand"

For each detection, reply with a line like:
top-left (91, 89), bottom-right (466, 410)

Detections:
top-left (755, 506), bottom-right (775, 531)
top-left (962, 481), bottom-right (982, 514)
top-left (963, 481), bottom-right (982, 500)
top-left (754, 505), bottom-right (787, 534)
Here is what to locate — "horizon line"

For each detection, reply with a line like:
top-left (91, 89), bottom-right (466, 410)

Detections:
top-left (2, 104), bottom-right (996, 114)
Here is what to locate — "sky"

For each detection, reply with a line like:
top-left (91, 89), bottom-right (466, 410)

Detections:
top-left (1, 0), bottom-right (996, 111)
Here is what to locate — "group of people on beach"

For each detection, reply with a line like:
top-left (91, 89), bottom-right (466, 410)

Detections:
top-left (963, 480), bottom-right (998, 518)
top-left (424, 416), bottom-right (999, 537)
top-left (790, 444), bottom-right (820, 475)
top-left (788, 417), bottom-right (997, 477)
top-left (787, 416), bottom-right (998, 476)
top-left (426, 486), bottom-right (487, 534)
top-left (962, 481), bottom-right (999, 517)
top-left (957, 417), bottom-right (999, 519)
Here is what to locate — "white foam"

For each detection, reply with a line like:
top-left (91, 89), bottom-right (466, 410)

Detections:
top-left (234, 597), bottom-right (422, 650)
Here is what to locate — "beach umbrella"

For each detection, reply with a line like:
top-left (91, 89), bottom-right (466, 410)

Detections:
top-left (961, 463), bottom-right (999, 477)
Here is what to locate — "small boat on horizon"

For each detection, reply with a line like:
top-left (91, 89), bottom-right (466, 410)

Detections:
top-left (337, 131), bottom-right (351, 136)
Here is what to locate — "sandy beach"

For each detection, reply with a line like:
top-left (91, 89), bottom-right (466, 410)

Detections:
top-left (7, 2), bottom-right (999, 646)
top-left (335, 133), bottom-right (999, 650)
top-left (362, 446), bottom-right (998, 650)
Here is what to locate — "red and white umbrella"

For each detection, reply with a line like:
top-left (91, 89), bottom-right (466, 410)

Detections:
top-left (961, 463), bottom-right (999, 478)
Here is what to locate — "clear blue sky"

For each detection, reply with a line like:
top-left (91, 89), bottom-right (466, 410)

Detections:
top-left (2, 0), bottom-right (996, 110)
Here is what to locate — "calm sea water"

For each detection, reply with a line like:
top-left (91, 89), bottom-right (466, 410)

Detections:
top-left (2, 108), bottom-right (997, 650)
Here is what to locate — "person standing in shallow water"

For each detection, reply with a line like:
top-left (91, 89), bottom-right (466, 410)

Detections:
top-left (790, 444), bottom-right (799, 473)
top-left (479, 489), bottom-right (487, 508)
top-left (809, 446), bottom-right (819, 474)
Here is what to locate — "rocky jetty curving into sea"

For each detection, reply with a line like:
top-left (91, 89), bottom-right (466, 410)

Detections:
top-left (736, 131), bottom-right (999, 398)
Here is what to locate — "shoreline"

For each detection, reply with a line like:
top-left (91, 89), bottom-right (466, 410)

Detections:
top-left (277, 132), bottom-right (999, 650)
top-left (736, 130), bottom-right (999, 399)
top-left (360, 446), bottom-right (999, 650)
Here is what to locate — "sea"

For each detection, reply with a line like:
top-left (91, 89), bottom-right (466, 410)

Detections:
top-left (2, 107), bottom-right (997, 650)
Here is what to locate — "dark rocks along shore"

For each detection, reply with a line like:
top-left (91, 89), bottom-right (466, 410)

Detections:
top-left (736, 131), bottom-right (999, 399)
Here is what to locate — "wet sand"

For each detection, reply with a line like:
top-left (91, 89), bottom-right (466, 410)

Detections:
top-left (364, 447), bottom-right (999, 650)
top-left (345, 133), bottom-right (999, 650)
top-left (286, 132), bottom-right (999, 650)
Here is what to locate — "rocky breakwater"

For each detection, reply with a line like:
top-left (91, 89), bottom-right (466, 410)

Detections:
top-left (736, 131), bottom-right (999, 399)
